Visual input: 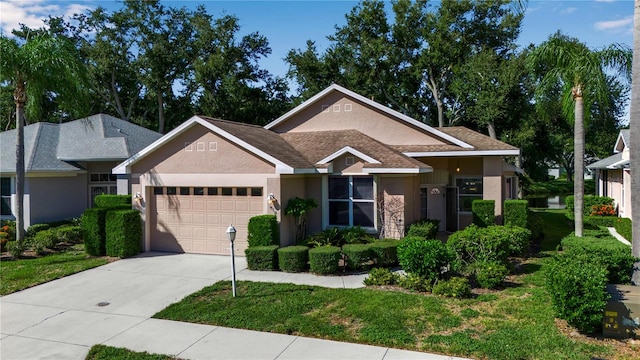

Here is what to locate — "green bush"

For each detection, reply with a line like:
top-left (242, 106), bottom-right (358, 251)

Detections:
top-left (247, 214), bottom-right (279, 247)
top-left (584, 216), bottom-right (618, 228)
top-left (432, 277), bottom-right (471, 298)
top-left (406, 219), bottom-right (440, 240)
top-left (26, 223), bottom-right (50, 237)
top-left (309, 246), bottom-right (341, 275)
top-left (565, 195), bottom-right (613, 219)
top-left (277, 246), bottom-right (308, 273)
top-left (560, 234), bottom-right (635, 284)
top-left (6, 240), bottom-right (27, 258)
top-left (105, 209), bottom-right (141, 258)
top-left (472, 200), bottom-right (495, 227)
top-left (55, 225), bottom-right (83, 244)
top-left (504, 200), bottom-right (528, 228)
top-left (397, 237), bottom-right (453, 281)
top-left (398, 273), bottom-right (431, 292)
top-left (31, 229), bottom-right (57, 254)
top-left (82, 207), bottom-right (109, 256)
top-left (614, 217), bottom-right (632, 241)
top-left (308, 227), bottom-right (372, 248)
top-left (342, 244), bottom-right (372, 270)
top-left (475, 260), bottom-right (509, 289)
top-left (245, 245), bottom-right (279, 271)
top-left (447, 224), bottom-right (531, 267)
top-left (94, 194), bottom-right (132, 208)
top-left (363, 267), bottom-right (398, 286)
top-left (544, 253), bottom-right (609, 334)
top-left (341, 226), bottom-right (374, 245)
top-left (370, 239), bottom-right (399, 267)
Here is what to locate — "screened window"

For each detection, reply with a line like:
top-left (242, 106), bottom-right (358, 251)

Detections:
top-left (456, 177), bottom-right (482, 212)
top-left (1, 177), bottom-right (11, 216)
top-left (328, 176), bottom-right (374, 227)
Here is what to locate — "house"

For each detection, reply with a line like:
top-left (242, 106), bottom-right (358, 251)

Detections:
top-left (114, 85), bottom-right (520, 255)
top-left (0, 114), bottom-right (163, 228)
top-left (587, 129), bottom-right (631, 218)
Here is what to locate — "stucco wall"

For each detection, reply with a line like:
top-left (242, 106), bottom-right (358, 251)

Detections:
top-left (483, 157), bottom-right (503, 223)
top-left (27, 174), bottom-right (87, 226)
top-left (271, 92), bottom-right (447, 146)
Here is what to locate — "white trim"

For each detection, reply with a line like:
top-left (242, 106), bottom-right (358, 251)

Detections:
top-left (613, 131), bottom-right (628, 153)
top-left (363, 167), bottom-right (432, 174)
top-left (317, 146), bottom-right (380, 165)
top-left (113, 116), bottom-right (294, 175)
top-left (264, 84), bottom-right (473, 149)
top-left (606, 158), bottom-right (630, 169)
top-left (404, 150), bottom-right (520, 157)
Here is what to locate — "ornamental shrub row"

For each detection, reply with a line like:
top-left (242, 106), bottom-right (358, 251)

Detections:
top-left (472, 200), bottom-right (495, 227)
top-left (447, 224), bottom-right (530, 266)
top-left (565, 195), bottom-right (613, 219)
top-left (81, 207), bottom-right (141, 258)
top-left (560, 234), bottom-right (635, 284)
top-left (94, 194), bottom-right (132, 209)
top-left (406, 219), bottom-right (440, 240)
top-left (247, 215), bottom-right (279, 247)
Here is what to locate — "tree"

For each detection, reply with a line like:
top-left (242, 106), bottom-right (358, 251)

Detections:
top-left (630, 0), bottom-right (640, 286)
top-left (528, 32), bottom-right (631, 236)
top-left (0, 32), bottom-right (88, 246)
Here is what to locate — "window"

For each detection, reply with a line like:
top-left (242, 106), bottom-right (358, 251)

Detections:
top-left (328, 176), bottom-right (374, 227)
top-left (194, 187), bottom-right (204, 195)
top-left (180, 187), bottom-right (190, 195)
top-left (456, 177), bottom-right (482, 212)
top-left (208, 187), bottom-right (218, 196)
top-left (153, 187), bottom-right (163, 195)
top-left (420, 188), bottom-right (429, 219)
top-left (90, 173), bottom-right (117, 182)
top-left (222, 187), bottom-right (233, 196)
top-left (1, 177), bottom-right (11, 216)
top-left (251, 187), bottom-right (263, 197)
top-left (166, 187), bottom-right (177, 195)
top-left (236, 188), bottom-right (248, 196)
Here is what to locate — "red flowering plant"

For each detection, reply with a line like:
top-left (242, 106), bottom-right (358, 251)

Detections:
top-left (591, 204), bottom-right (616, 217)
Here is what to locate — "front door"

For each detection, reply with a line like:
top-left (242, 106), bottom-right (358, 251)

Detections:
top-left (421, 185), bottom-right (446, 231)
top-left (446, 187), bottom-right (459, 232)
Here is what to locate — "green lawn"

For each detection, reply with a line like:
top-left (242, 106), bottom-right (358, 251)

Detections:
top-left (0, 244), bottom-right (109, 295)
top-left (529, 208), bottom-right (574, 251)
top-left (86, 345), bottom-right (176, 360)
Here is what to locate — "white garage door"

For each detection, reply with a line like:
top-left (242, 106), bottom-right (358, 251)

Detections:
top-left (151, 186), bottom-right (264, 255)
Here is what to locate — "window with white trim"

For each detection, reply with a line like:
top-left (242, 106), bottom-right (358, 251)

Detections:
top-left (328, 176), bottom-right (374, 227)
top-left (456, 177), bottom-right (482, 213)
top-left (1, 177), bottom-right (12, 216)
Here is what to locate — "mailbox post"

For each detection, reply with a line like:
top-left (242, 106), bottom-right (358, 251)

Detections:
top-left (226, 224), bottom-right (237, 297)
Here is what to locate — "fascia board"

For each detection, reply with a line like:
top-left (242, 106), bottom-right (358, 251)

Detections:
top-left (316, 146), bottom-right (380, 165)
top-left (404, 150), bottom-right (520, 157)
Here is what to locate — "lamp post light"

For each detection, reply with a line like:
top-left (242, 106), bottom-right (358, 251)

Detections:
top-left (226, 224), bottom-right (237, 297)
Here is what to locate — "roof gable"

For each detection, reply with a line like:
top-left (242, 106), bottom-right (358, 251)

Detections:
top-left (614, 129), bottom-right (629, 153)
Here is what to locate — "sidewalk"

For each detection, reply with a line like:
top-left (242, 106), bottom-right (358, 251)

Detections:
top-left (1, 252), bottom-right (468, 360)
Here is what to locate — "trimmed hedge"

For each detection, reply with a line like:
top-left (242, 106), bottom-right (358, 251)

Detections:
top-left (309, 246), bottom-right (341, 274)
top-left (82, 207), bottom-right (109, 256)
top-left (94, 194), bottom-right (132, 208)
top-left (584, 216), bottom-right (618, 228)
top-left (560, 234), bottom-right (635, 284)
top-left (245, 245), bottom-right (279, 270)
top-left (370, 239), bottom-right (399, 267)
top-left (55, 225), bottom-right (82, 244)
top-left (32, 229), bottom-right (57, 254)
top-left (105, 209), bottom-right (141, 258)
top-left (397, 236), bottom-right (453, 281)
top-left (504, 200), bottom-right (528, 228)
top-left (342, 244), bottom-right (372, 270)
top-left (472, 200), bottom-right (495, 227)
top-left (26, 223), bottom-right (51, 237)
top-left (406, 220), bottom-right (440, 240)
top-left (247, 215), bottom-right (279, 247)
top-left (447, 224), bottom-right (531, 266)
top-left (277, 246), bottom-right (308, 273)
top-left (565, 195), bottom-right (613, 219)
top-left (614, 217), bottom-right (632, 241)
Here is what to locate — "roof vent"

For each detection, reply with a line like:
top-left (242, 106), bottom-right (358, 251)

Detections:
top-left (345, 157), bottom-right (355, 166)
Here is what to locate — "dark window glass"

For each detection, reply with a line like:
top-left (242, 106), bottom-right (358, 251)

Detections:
top-left (353, 177), bottom-right (373, 199)
top-left (99, 174), bottom-right (109, 182)
top-left (328, 201), bottom-right (349, 226)
top-left (222, 187), bottom-right (233, 196)
top-left (251, 187), bottom-right (263, 196)
top-left (328, 177), bottom-right (349, 199)
top-left (153, 187), bottom-right (163, 195)
top-left (353, 202), bottom-right (374, 227)
top-left (236, 187), bottom-right (248, 196)
top-left (90, 174), bottom-right (99, 182)
top-left (194, 187), bottom-right (204, 195)
top-left (208, 187), bottom-right (218, 196)
top-left (166, 187), bottom-right (176, 195)
top-left (180, 187), bottom-right (190, 195)
top-left (109, 174), bottom-right (117, 182)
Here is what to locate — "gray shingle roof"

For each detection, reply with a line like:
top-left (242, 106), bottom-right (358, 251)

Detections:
top-left (587, 153), bottom-right (628, 169)
top-left (0, 114), bottom-right (162, 173)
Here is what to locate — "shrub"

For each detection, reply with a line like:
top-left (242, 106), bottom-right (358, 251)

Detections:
top-left (406, 219), bottom-right (440, 240)
top-left (342, 244), bottom-right (372, 270)
top-left (591, 204), bottom-right (616, 217)
top-left (277, 246), bottom-right (308, 273)
top-left (363, 267), bottom-right (398, 286)
top-left (105, 209), bottom-right (141, 258)
top-left (614, 218), bottom-right (632, 241)
top-left (398, 273), bottom-right (431, 292)
top-left (475, 260), bottom-right (509, 289)
top-left (82, 207), bottom-right (109, 256)
top-left (94, 194), bottom-right (132, 208)
top-left (544, 253), bottom-right (609, 334)
top-left (432, 277), bottom-right (471, 298)
top-left (245, 245), bottom-right (279, 271)
top-left (284, 197), bottom-right (318, 242)
top-left (370, 239), bottom-right (399, 267)
top-left (6, 240), bottom-right (27, 258)
top-left (397, 237), bottom-right (453, 281)
top-left (566, 195), bottom-right (613, 219)
top-left (55, 225), bottom-right (83, 244)
top-left (309, 246), bottom-right (341, 275)
top-left (26, 223), bottom-right (51, 237)
top-left (247, 215), bottom-right (279, 247)
top-left (32, 229), bottom-right (58, 254)
top-left (472, 200), bottom-right (495, 227)
top-left (561, 234), bottom-right (635, 284)
top-left (341, 226), bottom-right (374, 244)
top-left (1, 221), bottom-right (16, 242)
top-left (447, 224), bottom-right (531, 266)
top-left (308, 228), bottom-right (342, 247)
top-left (504, 200), bottom-right (528, 228)
top-left (584, 216), bottom-right (618, 229)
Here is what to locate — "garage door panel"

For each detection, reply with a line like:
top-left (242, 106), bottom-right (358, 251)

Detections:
top-left (235, 201), bottom-right (249, 212)
top-left (250, 201), bottom-right (263, 212)
top-left (221, 214), bottom-right (234, 225)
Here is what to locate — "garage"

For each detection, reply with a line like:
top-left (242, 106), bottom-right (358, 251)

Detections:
top-left (151, 186), bottom-right (264, 255)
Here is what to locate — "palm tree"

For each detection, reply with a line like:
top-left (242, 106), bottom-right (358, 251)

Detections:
top-left (528, 32), bottom-right (631, 237)
top-left (630, 0), bottom-right (640, 286)
top-left (0, 31), bottom-right (88, 246)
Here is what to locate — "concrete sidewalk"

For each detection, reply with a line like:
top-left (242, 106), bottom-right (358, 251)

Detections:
top-left (1, 252), bottom-right (467, 360)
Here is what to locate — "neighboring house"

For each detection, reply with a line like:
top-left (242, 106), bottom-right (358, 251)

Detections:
top-left (0, 114), bottom-right (163, 228)
top-left (587, 129), bottom-right (631, 219)
top-left (114, 85), bottom-right (520, 255)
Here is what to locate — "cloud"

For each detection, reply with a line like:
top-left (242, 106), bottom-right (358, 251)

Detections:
top-left (561, 7), bottom-right (577, 14)
top-left (594, 0), bottom-right (616, 3)
top-left (594, 15), bottom-right (633, 31)
top-left (0, 0), bottom-right (93, 35)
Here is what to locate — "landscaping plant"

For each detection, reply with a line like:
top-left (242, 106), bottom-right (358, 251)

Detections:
top-left (397, 236), bottom-right (453, 282)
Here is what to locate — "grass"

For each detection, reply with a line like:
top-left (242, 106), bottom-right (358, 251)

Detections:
top-left (529, 208), bottom-right (574, 251)
top-left (0, 243), bottom-right (109, 295)
top-left (86, 345), bottom-right (177, 360)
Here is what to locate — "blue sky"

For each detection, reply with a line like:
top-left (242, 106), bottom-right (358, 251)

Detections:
top-left (0, 0), bottom-right (634, 80)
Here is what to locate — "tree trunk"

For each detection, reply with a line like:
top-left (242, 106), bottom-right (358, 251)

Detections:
top-left (573, 85), bottom-right (584, 237)
top-left (488, 122), bottom-right (497, 139)
top-left (630, 0), bottom-right (640, 285)
top-left (157, 91), bottom-right (165, 134)
top-left (13, 83), bottom-right (26, 244)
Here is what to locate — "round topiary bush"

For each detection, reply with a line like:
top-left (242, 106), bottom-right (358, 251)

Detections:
top-left (342, 243), bottom-right (372, 270)
top-left (277, 246), bottom-right (308, 273)
top-left (309, 246), bottom-right (341, 275)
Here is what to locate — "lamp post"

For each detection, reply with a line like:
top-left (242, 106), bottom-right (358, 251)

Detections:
top-left (226, 224), bottom-right (237, 297)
